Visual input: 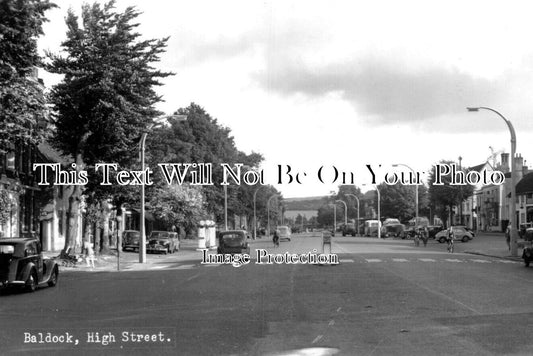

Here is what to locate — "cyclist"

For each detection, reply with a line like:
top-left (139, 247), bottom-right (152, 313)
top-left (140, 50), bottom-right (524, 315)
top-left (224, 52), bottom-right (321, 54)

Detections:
top-left (446, 226), bottom-right (454, 253)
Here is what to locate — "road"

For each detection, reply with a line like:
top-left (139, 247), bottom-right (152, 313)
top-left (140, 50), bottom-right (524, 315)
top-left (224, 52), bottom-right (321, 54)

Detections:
top-left (1, 233), bottom-right (532, 355)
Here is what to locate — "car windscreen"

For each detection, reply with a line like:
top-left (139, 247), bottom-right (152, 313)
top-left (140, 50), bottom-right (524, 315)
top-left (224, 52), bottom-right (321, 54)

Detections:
top-left (150, 232), bottom-right (169, 238)
top-left (0, 244), bottom-right (15, 254)
top-left (125, 232), bottom-right (140, 239)
top-left (277, 227), bottom-right (289, 233)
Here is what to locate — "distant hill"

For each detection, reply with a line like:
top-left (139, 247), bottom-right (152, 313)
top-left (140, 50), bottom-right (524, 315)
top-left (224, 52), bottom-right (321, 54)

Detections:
top-left (283, 196), bottom-right (328, 211)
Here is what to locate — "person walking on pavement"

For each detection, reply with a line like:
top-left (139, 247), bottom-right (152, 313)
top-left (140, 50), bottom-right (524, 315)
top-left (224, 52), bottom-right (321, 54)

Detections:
top-left (505, 222), bottom-right (511, 251)
top-left (272, 230), bottom-right (280, 248)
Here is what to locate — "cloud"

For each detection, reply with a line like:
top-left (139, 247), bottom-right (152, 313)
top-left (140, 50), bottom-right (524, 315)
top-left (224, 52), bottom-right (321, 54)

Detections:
top-left (254, 55), bottom-right (504, 127)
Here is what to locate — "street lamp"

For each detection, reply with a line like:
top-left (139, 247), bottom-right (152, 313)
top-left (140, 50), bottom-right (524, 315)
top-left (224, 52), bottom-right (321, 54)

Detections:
top-left (253, 186), bottom-right (265, 239)
top-left (139, 114), bottom-right (187, 263)
top-left (266, 194), bottom-right (279, 237)
top-left (467, 107), bottom-right (517, 256)
top-left (392, 163), bottom-right (418, 225)
top-left (345, 193), bottom-right (360, 236)
top-left (363, 184), bottom-right (381, 238)
top-left (335, 200), bottom-right (348, 226)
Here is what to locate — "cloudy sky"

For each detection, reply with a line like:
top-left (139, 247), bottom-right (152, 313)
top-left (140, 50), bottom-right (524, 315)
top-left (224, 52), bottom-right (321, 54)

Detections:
top-left (39, 0), bottom-right (533, 197)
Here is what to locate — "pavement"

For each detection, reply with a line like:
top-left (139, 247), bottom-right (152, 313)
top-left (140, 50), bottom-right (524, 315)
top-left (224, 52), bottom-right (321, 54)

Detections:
top-left (43, 232), bottom-right (530, 272)
top-left (43, 239), bottom-right (206, 272)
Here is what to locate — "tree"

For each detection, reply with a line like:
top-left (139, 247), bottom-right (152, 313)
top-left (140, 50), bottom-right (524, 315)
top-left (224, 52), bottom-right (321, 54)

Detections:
top-left (47, 1), bottom-right (172, 253)
top-left (150, 184), bottom-right (206, 233)
top-left (147, 103), bottom-right (269, 227)
top-left (0, 0), bottom-right (56, 147)
top-left (428, 160), bottom-right (474, 227)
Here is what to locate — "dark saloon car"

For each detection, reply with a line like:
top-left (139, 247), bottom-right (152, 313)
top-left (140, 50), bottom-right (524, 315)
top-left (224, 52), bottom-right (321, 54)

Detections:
top-left (217, 230), bottom-right (250, 254)
top-left (121, 230), bottom-right (141, 252)
top-left (341, 223), bottom-right (357, 237)
top-left (0, 238), bottom-right (59, 292)
top-left (147, 231), bottom-right (180, 254)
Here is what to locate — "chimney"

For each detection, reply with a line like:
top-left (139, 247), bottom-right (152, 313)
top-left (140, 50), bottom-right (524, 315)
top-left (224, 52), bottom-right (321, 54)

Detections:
top-left (501, 153), bottom-right (509, 172)
top-left (515, 154), bottom-right (524, 172)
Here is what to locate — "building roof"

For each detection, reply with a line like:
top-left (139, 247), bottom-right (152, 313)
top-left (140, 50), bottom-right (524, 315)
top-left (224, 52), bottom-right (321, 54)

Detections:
top-left (37, 142), bottom-right (71, 165)
top-left (468, 163), bottom-right (487, 172)
top-left (516, 172), bottom-right (533, 195)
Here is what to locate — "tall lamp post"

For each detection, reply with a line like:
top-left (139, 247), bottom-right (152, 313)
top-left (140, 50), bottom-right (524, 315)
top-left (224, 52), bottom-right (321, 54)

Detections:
top-left (335, 200), bottom-right (348, 226)
top-left (363, 184), bottom-right (381, 238)
top-left (467, 107), bottom-right (517, 256)
top-left (139, 114), bottom-right (187, 263)
top-left (266, 194), bottom-right (279, 237)
top-left (253, 186), bottom-right (265, 239)
top-left (392, 163), bottom-right (418, 225)
top-left (346, 193), bottom-right (360, 236)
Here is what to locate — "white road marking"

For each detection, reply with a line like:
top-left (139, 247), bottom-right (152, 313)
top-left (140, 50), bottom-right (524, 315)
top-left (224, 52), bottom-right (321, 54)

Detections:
top-left (392, 258), bottom-right (409, 262)
top-left (203, 264), bottom-right (221, 267)
top-left (176, 264), bottom-right (195, 269)
top-left (471, 259), bottom-right (491, 263)
top-left (336, 307), bottom-right (342, 312)
top-left (365, 259), bottom-right (382, 263)
top-left (497, 260), bottom-right (519, 264)
top-left (312, 335), bottom-right (323, 344)
top-left (328, 320), bottom-right (335, 326)
top-left (445, 259), bottom-right (463, 263)
top-left (340, 259), bottom-right (354, 263)
top-left (418, 258), bottom-right (436, 262)
top-left (187, 273), bottom-right (200, 281)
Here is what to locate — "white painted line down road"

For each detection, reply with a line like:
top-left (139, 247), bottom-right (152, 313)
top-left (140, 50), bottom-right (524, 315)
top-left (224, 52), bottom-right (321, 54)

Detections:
top-left (365, 259), bottom-right (382, 263)
top-left (392, 258), bottom-right (409, 262)
top-left (418, 258), bottom-right (436, 262)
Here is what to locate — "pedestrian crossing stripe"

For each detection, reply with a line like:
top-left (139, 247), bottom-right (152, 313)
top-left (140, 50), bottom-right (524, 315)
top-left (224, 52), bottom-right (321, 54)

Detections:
top-left (418, 258), bottom-right (436, 262)
top-left (392, 258), bottom-right (409, 262)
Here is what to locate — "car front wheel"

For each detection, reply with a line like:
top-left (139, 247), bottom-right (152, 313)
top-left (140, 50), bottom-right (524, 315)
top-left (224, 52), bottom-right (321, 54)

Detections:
top-left (48, 266), bottom-right (58, 287)
top-left (25, 270), bottom-right (38, 292)
top-left (462, 235), bottom-right (469, 243)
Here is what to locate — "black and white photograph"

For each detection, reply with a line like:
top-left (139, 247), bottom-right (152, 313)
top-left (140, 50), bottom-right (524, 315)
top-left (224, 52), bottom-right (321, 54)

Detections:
top-left (2, 0), bottom-right (533, 355)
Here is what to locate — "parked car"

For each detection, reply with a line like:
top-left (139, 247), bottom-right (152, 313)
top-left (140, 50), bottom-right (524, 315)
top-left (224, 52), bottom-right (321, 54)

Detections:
top-left (276, 226), bottom-right (292, 241)
top-left (364, 220), bottom-right (380, 237)
top-left (427, 225), bottom-right (445, 239)
top-left (147, 231), bottom-right (180, 254)
top-left (121, 230), bottom-right (141, 252)
top-left (217, 230), bottom-right (250, 254)
top-left (381, 218), bottom-right (404, 238)
top-left (0, 238), bottom-right (59, 292)
top-left (435, 226), bottom-right (474, 243)
top-left (519, 223), bottom-right (533, 238)
top-left (342, 223), bottom-right (357, 236)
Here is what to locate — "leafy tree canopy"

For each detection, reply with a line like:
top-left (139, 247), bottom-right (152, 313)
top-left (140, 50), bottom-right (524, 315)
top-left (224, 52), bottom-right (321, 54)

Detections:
top-left (0, 0), bottom-right (56, 147)
top-left (47, 0), bottom-right (172, 167)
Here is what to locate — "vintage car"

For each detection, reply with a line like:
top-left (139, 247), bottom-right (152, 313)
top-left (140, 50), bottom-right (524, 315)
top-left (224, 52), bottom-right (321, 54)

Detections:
top-left (276, 226), bottom-right (291, 241)
top-left (381, 218), bottom-right (405, 238)
top-left (217, 230), bottom-right (250, 254)
top-left (147, 231), bottom-right (180, 254)
top-left (435, 226), bottom-right (474, 243)
top-left (121, 230), bottom-right (141, 252)
top-left (0, 238), bottom-right (59, 292)
top-left (341, 223), bottom-right (357, 237)
top-left (364, 220), bottom-right (380, 237)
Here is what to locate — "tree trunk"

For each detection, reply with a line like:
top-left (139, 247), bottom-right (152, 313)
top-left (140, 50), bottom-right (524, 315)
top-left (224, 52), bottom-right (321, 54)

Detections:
top-left (61, 133), bottom-right (89, 256)
top-left (94, 223), bottom-right (101, 254)
top-left (101, 199), bottom-right (111, 253)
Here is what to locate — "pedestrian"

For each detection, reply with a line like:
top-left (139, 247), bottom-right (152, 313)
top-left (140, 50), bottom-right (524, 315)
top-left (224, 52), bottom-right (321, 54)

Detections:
top-left (505, 222), bottom-right (511, 251)
top-left (272, 230), bottom-right (280, 248)
top-left (84, 241), bottom-right (96, 268)
top-left (421, 226), bottom-right (429, 247)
